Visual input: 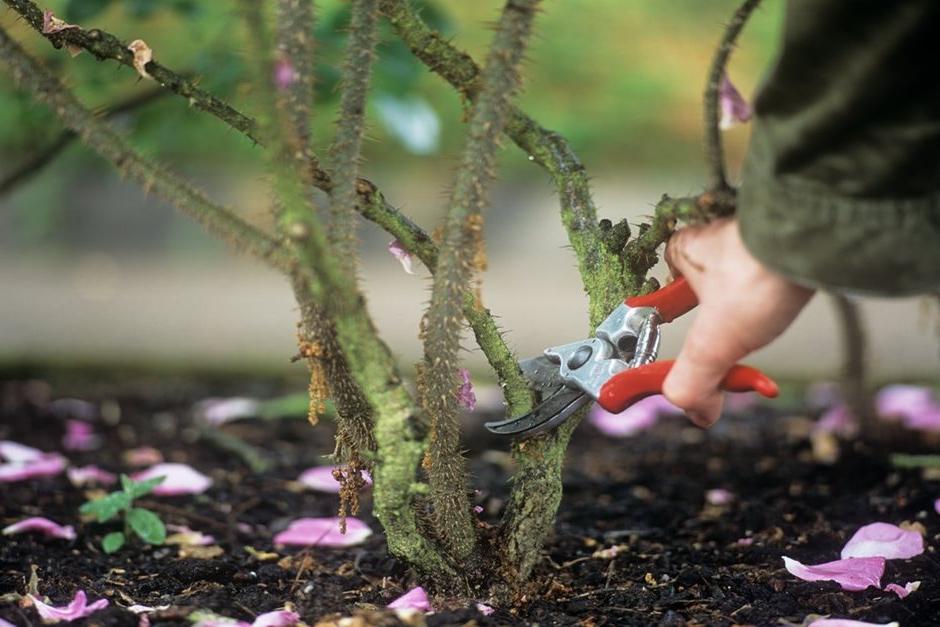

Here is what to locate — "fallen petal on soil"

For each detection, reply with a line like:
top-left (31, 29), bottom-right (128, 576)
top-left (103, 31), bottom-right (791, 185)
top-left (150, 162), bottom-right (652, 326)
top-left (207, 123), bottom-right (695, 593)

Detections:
top-left (705, 488), bottom-right (734, 506)
top-left (388, 587), bottom-right (432, 611)
top-left (840, 522), bottom-right (924, 560)
top-left (132, 463), bottom-right (212, 495)
top-left (3, 517), bottom-right (76, 541)
top-left (67, 465), bottom-right (117, 487)
top-left (782, 556), bottom-right (885, 591)
top-left (0, 440), bottom-right (43, 463)
top-left (274, 517), bottom-right (372, 547)
top-left (30, 590), bottom-right (109, 623)
top-left (0, 452), bottom-right (67, 483)
top-left (807, 620), bottom-right (899, 627)
top-left (589, 395), bottom-right (678, 438)
top-left (63, 420), bottom-right (100, 451)
top-left (123, 446), bottom-right (164, 467)
top-left (195, 397), bottom-right (261, 426)
top-left (884, 580), bottom-right (920, 599)
top-left (251, 610), bottom-right (300, 627)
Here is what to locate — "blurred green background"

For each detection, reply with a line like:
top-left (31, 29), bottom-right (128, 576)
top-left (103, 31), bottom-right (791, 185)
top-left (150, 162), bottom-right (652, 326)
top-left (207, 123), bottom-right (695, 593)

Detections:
top-left (2, 1), bottom-right (936, 379)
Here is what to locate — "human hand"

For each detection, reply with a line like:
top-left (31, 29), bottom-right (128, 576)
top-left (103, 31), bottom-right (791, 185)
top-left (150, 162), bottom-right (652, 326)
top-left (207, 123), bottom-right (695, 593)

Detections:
top-left (662, 218), bottom-right (815, 427)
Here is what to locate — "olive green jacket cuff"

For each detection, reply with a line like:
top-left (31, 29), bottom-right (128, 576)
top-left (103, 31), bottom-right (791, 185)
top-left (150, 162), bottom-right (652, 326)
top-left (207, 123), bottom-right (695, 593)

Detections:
top-left (736, 0), bottom-right (940, 295)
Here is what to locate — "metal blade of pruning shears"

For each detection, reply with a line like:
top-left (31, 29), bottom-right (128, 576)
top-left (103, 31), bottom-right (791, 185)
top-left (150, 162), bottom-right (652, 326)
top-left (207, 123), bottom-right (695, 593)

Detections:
top-left (484, 354), bottom-right (591, 437)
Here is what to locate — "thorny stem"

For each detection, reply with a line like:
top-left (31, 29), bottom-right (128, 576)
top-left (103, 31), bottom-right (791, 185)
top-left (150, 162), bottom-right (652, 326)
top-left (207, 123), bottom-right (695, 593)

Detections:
top-left (272, 0), bottom-right (376, 473)
top-left (329, 0), bottom-right (379, 273)
top-left (0, 25), bottom-right (289, 272)
top-left (357, 183), bottom-right (532, 415)
top-left (2, 0), bottom-right (262, 144)
top-left (380, 0), bottom-right (622, 327)
top-left (703, 0), bottom-right (762, 193)
top-left (419, 0), bottom-right (542, 563)
top-left (0, 86), bottom-right (167, 196)
top-left (239, 2), bottom-right (454, 578)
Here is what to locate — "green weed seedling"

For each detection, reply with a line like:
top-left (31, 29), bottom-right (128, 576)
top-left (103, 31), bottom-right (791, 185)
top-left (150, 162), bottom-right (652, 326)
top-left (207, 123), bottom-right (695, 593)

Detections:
top-left (80, 474), bottom-right (167, 553)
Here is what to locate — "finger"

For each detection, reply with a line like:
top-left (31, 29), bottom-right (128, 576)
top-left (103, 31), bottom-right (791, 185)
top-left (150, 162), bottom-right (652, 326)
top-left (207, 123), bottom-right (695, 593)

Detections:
top-left (663, 303), bottom-right (748, 427)
top-left (663, 227), bottom-right (692, 278)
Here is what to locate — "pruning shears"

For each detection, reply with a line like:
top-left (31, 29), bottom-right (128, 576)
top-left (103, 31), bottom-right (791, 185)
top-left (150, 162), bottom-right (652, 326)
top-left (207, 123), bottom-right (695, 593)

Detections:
top-left (484, 277), bottom-right (779, 438)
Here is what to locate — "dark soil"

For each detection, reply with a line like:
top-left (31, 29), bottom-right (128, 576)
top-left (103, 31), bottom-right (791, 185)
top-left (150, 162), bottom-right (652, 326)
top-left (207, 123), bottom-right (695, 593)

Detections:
top-left (1, 372), bottom-right (939, 626)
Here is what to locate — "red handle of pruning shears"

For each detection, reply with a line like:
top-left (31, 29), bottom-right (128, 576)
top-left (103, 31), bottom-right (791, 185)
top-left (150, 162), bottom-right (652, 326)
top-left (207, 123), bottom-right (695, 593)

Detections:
top-left (625, 276), bottom-right (698, 323)
top-left (597, 360), bottom-right (779, 414)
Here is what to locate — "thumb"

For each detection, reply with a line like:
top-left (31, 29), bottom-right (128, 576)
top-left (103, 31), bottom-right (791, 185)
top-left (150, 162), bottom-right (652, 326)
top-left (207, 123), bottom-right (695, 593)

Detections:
top-left (662, 303), bottom-right (748, 427)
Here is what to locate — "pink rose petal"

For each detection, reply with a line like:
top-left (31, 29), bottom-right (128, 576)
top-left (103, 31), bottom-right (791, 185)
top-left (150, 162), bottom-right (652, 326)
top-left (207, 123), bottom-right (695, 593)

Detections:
top-left (132, 463), bottom-right (212, 496)
top-left (251, 610), bottom-right (300, 627)
top-left (815, 403), bottom-right (859, 437)
top-left (0, 440), bottom-right (43, 463)
top-left (782, 556), bottom-right (885, 591)
top-left (297, 466), bottom-right (372, 493)
top-left (875, 385), bottom-right (940, 431)
top-left (808, 620), bottom-right (899, 627)
top-left (457, 369), bottom-right (476, 411)
top-left (475, 603), bottom-right (495, 616)
top-left (63, 420), bottom-right (100, 451)
top-left (0, 453), bottom-right (67, 483)
top-left (387, 587), bottom-right (431, 612)
top-left (589, 395), bottom-right (678, 438)
top-left (123, 446), bottom-right (163, 467)
top-left (934, 498), bottom-right (940, 515)
top-left (876, 385), bottom-right (935, 419)
top-left (884, 580), bottom-right (920, 599)
top-left (273, 517), bottom-right (372, 547)
top-left (195, 397), bottom-right (261, 426)
top-left (0, 618), bottom-right (17, 627)
top-left (388, 240), bottom-right (415, 275)
top-left (30, 590), bottom-right (109, 622)
top-left (3, 517), bottom-right (76, 541)
top-left (718, 74), bottom-right (752, 130)
top-left (840, 523), bottom-right (924, 560)
top-left (274, 58), bottom-right (299, 90)
top-left (67, 465), bottom-right (117, 487)
top-left (705, 488), bottom-right (734, 506)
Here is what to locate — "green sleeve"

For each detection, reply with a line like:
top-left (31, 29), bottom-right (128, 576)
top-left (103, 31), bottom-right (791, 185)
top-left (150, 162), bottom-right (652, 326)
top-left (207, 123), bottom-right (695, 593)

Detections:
top-left (737, 0), bottom-right (940, 295)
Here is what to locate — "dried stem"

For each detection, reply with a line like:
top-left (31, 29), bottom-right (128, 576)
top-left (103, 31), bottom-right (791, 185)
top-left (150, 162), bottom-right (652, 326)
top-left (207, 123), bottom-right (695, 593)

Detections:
top-left (418, 0), bottom-right (541, 562)
top-left (328, 0), bottom-right (379, 272)
top-left (0, 25), bottom-right (289, 272)
top-left (703, 0), bottom-right (762, 193)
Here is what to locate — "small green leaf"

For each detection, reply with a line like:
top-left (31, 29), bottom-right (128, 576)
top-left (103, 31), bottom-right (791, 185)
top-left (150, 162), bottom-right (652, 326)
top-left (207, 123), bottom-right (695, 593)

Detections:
top-left (80, 491), bottom-right (132, 522)
top-left (127, 508), bottom-right (166, 545)
top-left (125, 475), bottom-right (166, 499)
top-left (102, 531), bottom-right (125, 554)
top-left (120, 473), bottom-right (134, 493)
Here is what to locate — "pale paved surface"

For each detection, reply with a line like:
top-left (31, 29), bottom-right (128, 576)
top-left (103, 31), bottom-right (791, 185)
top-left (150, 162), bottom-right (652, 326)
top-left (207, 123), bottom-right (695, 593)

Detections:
top-left (1, 180), bottom-right (938, 380)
